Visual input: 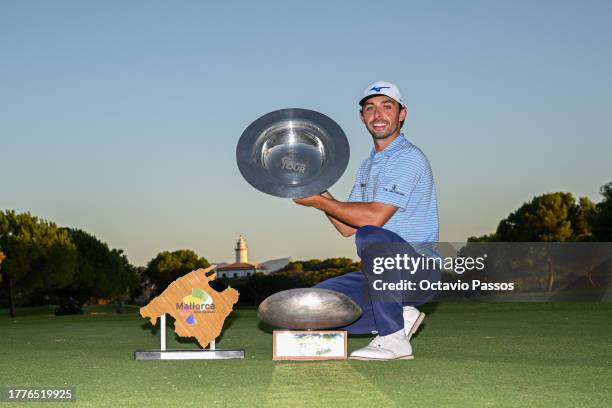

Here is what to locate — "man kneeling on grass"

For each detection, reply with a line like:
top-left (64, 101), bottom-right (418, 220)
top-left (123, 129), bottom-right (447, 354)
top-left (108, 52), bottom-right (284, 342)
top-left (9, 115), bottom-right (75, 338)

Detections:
top-left (294, 81), bottom-right (439, 360)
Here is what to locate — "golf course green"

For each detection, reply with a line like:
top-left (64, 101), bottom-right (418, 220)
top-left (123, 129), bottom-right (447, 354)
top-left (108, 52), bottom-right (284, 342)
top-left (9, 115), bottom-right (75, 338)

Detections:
top-left (1, 302), bottom-right (611, 407)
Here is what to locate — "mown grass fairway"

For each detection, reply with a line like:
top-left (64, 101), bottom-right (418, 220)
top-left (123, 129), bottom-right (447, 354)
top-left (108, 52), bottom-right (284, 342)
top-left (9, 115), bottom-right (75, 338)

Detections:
top-left (1, 302), bottom-right (611, 407)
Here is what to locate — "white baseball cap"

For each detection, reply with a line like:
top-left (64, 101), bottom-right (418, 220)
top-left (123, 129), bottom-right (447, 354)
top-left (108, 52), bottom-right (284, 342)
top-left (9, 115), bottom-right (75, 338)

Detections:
top-left (359, 80), bottom-right (406, 108)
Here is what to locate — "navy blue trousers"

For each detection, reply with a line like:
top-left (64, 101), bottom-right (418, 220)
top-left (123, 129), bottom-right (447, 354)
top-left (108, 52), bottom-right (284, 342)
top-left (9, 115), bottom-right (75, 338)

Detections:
top-left (314, 226), bottom-right (439, 336)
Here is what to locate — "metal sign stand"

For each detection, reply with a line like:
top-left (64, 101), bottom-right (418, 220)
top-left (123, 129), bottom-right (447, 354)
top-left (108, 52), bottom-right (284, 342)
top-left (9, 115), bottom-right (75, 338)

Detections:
top-left (134, 314), bottom-right (244, 360)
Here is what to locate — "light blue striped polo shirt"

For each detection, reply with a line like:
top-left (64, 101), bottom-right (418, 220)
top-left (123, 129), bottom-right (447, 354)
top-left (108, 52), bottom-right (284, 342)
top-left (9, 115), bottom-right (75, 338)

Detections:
top-left (348, 133), bottom-right (439, 253)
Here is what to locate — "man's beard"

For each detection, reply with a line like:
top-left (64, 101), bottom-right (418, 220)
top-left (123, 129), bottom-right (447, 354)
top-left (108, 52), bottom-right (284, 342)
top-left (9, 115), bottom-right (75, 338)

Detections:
top-left (370, 131), bottom-right (394, 140)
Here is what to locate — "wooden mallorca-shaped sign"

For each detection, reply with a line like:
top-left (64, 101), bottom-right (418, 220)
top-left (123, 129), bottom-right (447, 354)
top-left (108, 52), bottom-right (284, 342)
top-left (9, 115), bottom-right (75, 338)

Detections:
top-left (135, 266), bottom-right (244, 360)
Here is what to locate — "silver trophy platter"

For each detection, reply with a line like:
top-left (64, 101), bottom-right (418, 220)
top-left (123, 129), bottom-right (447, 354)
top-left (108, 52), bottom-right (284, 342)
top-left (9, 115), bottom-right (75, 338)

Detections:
top-left (257, 288), bottom-right (362, 330)
top-left (236, 108), bottom-right (350, 198)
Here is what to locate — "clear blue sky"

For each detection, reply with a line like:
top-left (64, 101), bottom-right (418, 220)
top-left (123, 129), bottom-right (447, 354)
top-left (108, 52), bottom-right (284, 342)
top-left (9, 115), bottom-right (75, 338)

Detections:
top-left (2, 1), bottom-right (611, 266)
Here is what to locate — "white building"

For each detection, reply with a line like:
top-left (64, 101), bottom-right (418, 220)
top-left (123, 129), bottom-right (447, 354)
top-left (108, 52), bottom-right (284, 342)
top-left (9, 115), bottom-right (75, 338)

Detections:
top-left (216, 235), bottom-right (266, 279)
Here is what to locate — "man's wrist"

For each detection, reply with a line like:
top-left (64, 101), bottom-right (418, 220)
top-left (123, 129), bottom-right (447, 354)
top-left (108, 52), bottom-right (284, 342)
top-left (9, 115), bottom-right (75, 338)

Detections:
top-left (311, 194), bottom-right (326, 209)
top-left (314, 194), bottom-right (337, 213)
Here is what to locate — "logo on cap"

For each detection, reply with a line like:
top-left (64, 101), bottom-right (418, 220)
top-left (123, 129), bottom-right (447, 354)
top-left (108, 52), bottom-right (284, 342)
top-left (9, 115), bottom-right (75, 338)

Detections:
top-left (369, 86), bottom-right (391, 93)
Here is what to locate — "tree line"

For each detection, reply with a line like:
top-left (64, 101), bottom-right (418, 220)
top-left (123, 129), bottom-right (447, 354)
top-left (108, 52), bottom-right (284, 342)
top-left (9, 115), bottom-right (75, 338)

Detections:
top-left (0, 210), bottom-right (139, 317)
top-left (458, 182), bottom-right (612, 294)
top-left (211, 258), bottom-right (361, 306)
top-left (0, 210), bottom-right (216, 317)
top-left (2, 182), bottom-right (611, 313)
top-left (469, 182), bottom-right (612, 242)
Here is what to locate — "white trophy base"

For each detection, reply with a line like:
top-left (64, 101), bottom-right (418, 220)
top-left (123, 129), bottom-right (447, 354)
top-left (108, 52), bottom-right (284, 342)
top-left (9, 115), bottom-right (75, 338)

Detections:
top-left (273, 330), bottom-right (347, 360)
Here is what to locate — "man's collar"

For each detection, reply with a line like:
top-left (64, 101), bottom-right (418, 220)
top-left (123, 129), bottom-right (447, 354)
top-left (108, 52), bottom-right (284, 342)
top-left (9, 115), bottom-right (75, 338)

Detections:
top-left (370, 133), bottom-right (407, 160)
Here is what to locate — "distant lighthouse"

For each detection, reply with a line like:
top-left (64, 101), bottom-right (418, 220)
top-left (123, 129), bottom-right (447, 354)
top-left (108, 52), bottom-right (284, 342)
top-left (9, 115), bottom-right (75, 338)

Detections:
top-left (235, 235), bottom-right (248, 263)
top-left (217, 235), bottom-right (285, 279)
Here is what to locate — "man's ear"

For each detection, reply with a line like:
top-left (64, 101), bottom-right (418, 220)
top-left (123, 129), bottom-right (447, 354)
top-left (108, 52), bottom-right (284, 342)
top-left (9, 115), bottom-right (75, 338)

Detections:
top-left (359, 110), bottom-right (366, 124)
top-left (399, 107), bottom-right (408, 122)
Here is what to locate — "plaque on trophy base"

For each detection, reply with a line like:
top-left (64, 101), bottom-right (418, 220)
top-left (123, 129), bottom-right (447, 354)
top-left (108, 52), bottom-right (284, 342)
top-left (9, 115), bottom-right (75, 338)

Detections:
top-left (272, 330), bottom-right (347, 360)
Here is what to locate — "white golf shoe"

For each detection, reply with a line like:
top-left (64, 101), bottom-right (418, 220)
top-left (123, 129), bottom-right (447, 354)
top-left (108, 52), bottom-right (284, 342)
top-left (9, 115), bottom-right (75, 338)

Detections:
top-left (349, 329), bottom-right (414, 360)
top-left (403, 306), bottom-right (425, 339)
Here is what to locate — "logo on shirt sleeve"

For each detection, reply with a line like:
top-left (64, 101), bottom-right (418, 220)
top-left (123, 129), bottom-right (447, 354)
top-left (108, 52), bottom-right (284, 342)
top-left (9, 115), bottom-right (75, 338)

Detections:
top-left (383, 184), bottom-right (405, 196)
